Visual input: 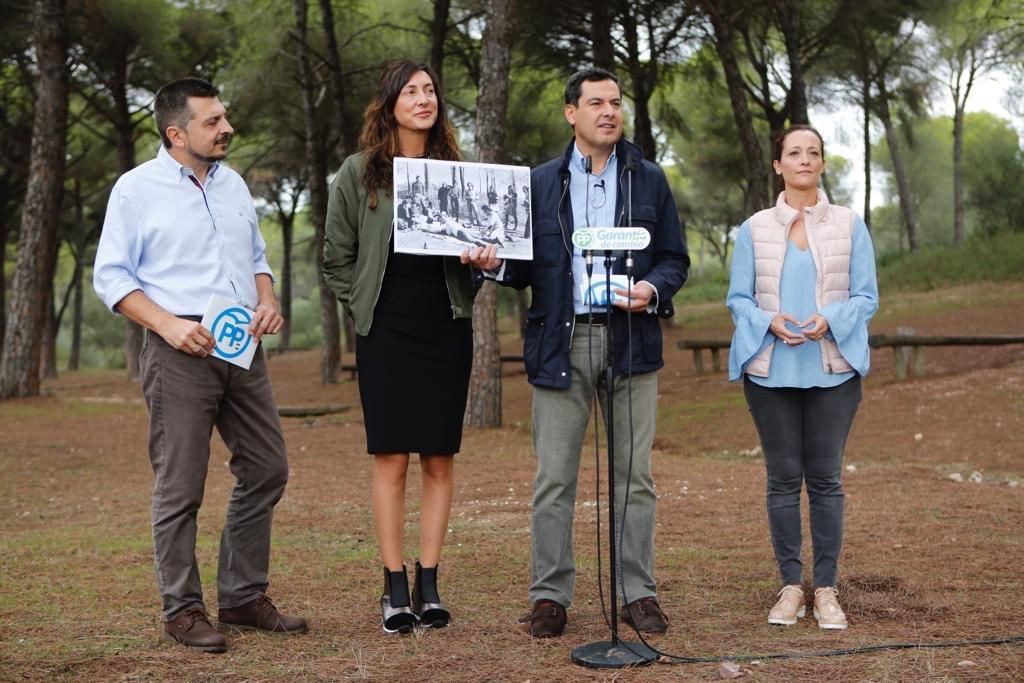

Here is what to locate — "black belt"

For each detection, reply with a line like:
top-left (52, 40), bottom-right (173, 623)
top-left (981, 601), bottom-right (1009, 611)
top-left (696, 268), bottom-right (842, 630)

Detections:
top-left (575, 312), bottom-right (609, 326)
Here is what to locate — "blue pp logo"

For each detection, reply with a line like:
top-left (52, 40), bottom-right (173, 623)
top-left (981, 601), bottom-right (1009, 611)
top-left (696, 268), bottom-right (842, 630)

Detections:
top-left (584, 282), bottom-right (614, 306)
top-left (212, 307), bottom-right (252, 359)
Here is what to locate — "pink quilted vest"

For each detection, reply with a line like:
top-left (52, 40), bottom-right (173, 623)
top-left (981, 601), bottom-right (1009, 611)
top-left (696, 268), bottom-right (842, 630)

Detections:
top-left (745, 190), bottom-right (855, 377)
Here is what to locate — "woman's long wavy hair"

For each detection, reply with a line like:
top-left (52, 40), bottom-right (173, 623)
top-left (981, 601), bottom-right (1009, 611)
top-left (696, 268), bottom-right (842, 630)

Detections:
top-left (359, 60), bottom-right (460, 209)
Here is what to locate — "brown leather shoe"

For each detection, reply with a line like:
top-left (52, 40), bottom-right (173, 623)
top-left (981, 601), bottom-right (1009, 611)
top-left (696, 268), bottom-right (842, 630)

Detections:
top-left (519, 599), bottom-right (567, 638)
top-left (164, 607), bottom-right (227, 653)
top-left (218, 595), bottom-right (308, 634)
top-left (621, 596), bottom-right (669, 634)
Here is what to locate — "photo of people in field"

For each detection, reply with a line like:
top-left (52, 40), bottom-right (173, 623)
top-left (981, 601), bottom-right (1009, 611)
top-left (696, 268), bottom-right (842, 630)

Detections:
top-left (393, 157), bottom-right (533, 260)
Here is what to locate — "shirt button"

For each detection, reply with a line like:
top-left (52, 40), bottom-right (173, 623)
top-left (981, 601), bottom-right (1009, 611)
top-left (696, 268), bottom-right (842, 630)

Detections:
top-left (565, 322), bottom-right (570, 327)
top-left (561, 371), bottom-right (567, 377)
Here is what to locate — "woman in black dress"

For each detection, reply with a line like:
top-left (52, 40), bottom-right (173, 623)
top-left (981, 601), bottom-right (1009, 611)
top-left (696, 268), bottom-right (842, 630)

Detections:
top-left (323, 60), bottom-right (478, 634)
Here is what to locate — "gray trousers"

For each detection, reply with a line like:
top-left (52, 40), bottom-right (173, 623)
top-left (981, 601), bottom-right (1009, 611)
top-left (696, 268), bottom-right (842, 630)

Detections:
top-left (743, 376), bottom-right (861, 588)
top-left (141, 333), bottom-right (289, 620)
top-left (529, 323), bottom-right (658, 608)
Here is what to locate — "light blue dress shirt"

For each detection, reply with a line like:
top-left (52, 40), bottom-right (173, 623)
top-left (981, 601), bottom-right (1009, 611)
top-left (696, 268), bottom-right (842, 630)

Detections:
top-left (727, 215), bottom-right (878, 387)
top-left (569, 143), bottom-right (618, 314)
top-left (94, 145), bottom-right (273, 316)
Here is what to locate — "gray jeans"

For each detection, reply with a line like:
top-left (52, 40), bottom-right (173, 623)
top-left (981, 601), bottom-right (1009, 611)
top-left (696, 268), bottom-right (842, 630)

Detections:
top-left (141, 333), bottom-right (288, 620)
top-left (743, 376), bottom-right (861, 588)
top-left (529, 323), bottom-right (658, 608)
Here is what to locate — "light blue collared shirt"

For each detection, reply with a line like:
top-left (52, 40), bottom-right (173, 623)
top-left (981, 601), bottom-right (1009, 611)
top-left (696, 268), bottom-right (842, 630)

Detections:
top-left (94, 145), bottom-right (273, 316)
top-left (569, 143), bottom-right (618, 314)
top-left (727, 216), bottom-right (878, 386)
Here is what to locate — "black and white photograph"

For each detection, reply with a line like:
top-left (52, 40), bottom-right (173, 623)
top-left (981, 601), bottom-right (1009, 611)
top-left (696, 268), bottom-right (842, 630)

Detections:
top-left (393, 157), bottom-right (533, 260)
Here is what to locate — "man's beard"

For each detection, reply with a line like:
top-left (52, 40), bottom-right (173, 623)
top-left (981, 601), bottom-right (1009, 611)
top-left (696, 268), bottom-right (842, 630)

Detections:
top-left (189, 136), bottom-right (230, 163)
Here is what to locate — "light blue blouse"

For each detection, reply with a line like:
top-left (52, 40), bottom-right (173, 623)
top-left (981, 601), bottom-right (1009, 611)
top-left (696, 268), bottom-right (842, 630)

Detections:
top-left (726, 216), bottom-right (878, 387)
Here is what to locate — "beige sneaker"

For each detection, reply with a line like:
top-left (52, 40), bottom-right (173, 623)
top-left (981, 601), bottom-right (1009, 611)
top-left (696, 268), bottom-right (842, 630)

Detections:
top-left (767, 585), bottom-right (805, 625)
top-left (813, 587), bottom-right (849, 629)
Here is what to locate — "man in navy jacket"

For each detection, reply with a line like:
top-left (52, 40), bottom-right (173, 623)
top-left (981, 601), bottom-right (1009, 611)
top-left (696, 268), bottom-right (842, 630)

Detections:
top-left (464, 68), bottom-right (688, 638)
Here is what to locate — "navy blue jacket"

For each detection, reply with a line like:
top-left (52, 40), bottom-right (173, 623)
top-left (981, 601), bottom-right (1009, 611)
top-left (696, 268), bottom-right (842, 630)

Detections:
top-left (499, 138), bottom-right (689, 389)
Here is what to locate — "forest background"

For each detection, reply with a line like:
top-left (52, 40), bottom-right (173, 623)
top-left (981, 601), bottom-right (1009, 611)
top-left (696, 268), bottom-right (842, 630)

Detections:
top-left (2, 0), bottom-right (1024, 416)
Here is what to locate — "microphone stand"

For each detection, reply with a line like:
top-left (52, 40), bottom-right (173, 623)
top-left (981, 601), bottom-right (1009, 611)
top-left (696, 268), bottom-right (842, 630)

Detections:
top-left (571, 154), bottom-right (656, 669)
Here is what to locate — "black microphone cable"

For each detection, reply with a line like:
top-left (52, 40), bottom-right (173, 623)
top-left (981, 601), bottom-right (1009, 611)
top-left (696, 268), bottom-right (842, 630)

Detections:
top-left (582, 154), bottom-right (612, 630)
top-left (605, 156), bottom-right (1024, 668)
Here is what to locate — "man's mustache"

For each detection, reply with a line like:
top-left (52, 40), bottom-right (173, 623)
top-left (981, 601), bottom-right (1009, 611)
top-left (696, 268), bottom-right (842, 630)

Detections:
top-left (216, 134), bottom-right (232, 145)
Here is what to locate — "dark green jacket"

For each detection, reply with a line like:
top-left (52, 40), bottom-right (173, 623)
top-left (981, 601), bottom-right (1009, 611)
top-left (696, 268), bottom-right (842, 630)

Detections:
top-left (323, 153), bottom-right (478, 336)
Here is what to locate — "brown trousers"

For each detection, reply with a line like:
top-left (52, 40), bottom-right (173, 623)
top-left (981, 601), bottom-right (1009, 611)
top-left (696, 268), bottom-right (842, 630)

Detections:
top-left (141, 333), bottom-right (288, 620)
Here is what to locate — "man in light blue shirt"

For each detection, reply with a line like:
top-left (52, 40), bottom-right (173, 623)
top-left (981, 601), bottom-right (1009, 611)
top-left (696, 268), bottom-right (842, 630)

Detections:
top-left (93, 77), bottom-right (305, 652)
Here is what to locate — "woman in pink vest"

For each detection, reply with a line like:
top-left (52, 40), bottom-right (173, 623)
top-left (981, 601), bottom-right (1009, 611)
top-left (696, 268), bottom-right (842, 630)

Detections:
top-left (727, 125), bottom-right (878, 630)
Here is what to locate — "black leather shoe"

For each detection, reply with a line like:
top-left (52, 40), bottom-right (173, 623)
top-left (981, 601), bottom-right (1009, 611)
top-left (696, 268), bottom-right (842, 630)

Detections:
top-left (520, 599), bottom-right (567, 638)
top-left (621, 596), bottom-right (669, 634)
top-left (412, 561), bottom-right (451, 628)
top-left (381, 566), bottom-right (417, 635)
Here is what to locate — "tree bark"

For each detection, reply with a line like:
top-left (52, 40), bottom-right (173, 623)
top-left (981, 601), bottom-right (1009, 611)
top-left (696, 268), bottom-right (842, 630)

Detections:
top-left (591, 2), bottom-right (615, 70)
top-left (622, 6), bottom-right (657, 161)
top-left (861, 71), bottom-right (871, 227)
top-left (293, 0), bottom-right (341, 383)
top-left (776, 0), bottom-right (809, 124)
top-left (41, 290), bottom-right (58, 380)
top-left (465, 0), bottom-right (515, 429)
top-left (318, 0), bottom-right (352, 159)
top-left (1, 0), bottom-right (69, 399)
top-left (430, 0), bottom-right (451, 85)
top-left (952, 101), bottom-right (966, 246)
top-left (106, 43), bottom-right (145, 381)
top-left (876, 81), bottom-right (919, 252)
top-left (702, 0), bottom-right (770, 215)
top-left (279, 212), bottom-right (294, 351)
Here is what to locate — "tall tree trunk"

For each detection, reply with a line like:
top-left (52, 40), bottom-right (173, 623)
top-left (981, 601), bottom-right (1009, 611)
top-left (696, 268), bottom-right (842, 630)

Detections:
top-left (952, 102), bottom-right (966, 246)
top-left (107, 47), bottom-right (145, 380)
top-left (1, 0), bottom-right (69, 399)
top-left (430, 0), bottom-right (451, 85)
top-left (318, 0), bottom-right (352, 159)
top-left (876, 83), bottom-right (919, 252)
top-left (68, 249), bottom-right (83, 370)
top-left (279, 212), bottom-right (294, 351)
top-left (622, 7), bottom-right (656, 161)
top-left (702, 0), bottom-right (770, 215)
top-left (294, 0), bottom-right (341, 383)
top-left (0, 213), bottom-right (7, 351)
top-left (41, 290), bottom-right (57, 379)
top-left (591, 3), bottom-right (615, 70)
top-left (861, 72), bottom-right (871, 227)
top-left (465, 0), bottom-right (515, 429)
top-left (776, 0), bottom-right (808, 124)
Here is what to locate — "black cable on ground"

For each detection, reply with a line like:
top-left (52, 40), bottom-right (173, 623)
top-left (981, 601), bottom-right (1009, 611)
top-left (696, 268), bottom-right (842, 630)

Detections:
top-left (610, 634), bottom-right (1024, 666)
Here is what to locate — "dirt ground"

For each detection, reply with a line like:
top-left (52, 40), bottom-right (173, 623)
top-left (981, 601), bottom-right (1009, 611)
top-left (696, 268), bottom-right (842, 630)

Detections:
top-left (2, 281), bottom-right (1023, 681)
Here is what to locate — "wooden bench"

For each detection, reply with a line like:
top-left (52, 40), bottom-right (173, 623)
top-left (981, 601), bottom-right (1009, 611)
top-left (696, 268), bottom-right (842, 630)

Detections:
top-left (341, 356), bottom-right (525, 380)
top-left (676, 339), bottom-right (730, 374)
top-left (677, 332), bottom-right (1024, 378)
top-left (868, 332), bottom-right (1024, 379)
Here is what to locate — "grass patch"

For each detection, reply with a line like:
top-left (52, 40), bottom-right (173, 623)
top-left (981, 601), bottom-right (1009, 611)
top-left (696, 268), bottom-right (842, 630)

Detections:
top-left (877, 232), bottom-right (1024, 292)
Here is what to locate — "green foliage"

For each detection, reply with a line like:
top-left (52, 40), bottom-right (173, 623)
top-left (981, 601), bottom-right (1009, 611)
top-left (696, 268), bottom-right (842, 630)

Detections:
top-left (872, 111), bottom-right (1024, 245)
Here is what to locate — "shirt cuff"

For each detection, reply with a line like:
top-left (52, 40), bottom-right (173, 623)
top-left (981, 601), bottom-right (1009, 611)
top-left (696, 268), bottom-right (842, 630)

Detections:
top-left (639, 280), bottom-right (658, 313)
top-left (482, 261), bottom-right (507, 281)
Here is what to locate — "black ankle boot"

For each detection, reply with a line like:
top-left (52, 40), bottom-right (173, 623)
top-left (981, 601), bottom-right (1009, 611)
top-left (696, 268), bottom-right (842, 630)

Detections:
top-left (381, 566), bottom-right (416, 634)
top-left (412, 561), bottom-right (451, 628)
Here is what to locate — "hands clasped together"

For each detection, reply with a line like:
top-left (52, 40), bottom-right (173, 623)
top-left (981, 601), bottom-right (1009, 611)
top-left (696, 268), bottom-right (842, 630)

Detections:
top-left (769, 312), bottom-right (829, 346)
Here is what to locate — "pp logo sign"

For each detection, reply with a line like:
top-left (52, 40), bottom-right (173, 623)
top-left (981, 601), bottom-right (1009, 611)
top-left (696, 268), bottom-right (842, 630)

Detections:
top-left (572, 228), bottom-right (595, 250)
top-left (211, 307), bottom-right (253, 359)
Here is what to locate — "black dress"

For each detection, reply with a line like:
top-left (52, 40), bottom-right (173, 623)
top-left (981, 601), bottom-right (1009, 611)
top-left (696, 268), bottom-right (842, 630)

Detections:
top-left (355, 236), bottom-right (473, 454)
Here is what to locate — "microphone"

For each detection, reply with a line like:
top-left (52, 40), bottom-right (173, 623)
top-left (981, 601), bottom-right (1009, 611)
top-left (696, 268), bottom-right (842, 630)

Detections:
top-left (584, 155), bottom-right (594, 274)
